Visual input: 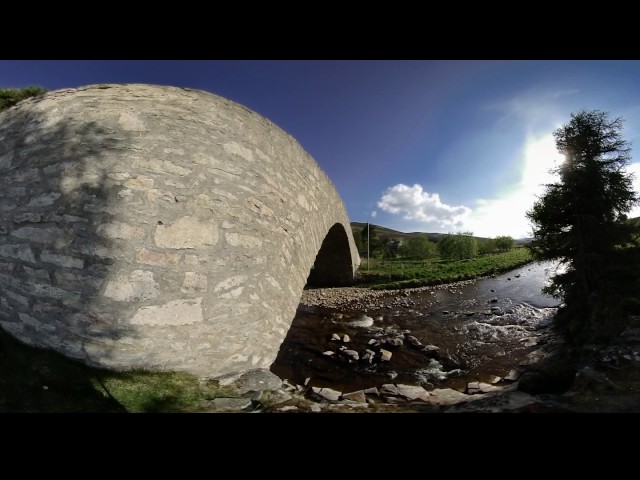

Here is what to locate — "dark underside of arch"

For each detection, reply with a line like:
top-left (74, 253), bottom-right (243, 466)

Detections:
top-left (305, 223), bottom-right (355, 288)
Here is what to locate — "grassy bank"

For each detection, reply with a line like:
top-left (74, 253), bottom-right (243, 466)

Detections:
top-left (0, 327), bottom-right (239, 413)
top-left (354, 248), bottom-right (533, 289)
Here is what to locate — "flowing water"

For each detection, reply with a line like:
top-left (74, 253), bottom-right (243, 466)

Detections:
top-left (271, 261), bottom-right (563, 394)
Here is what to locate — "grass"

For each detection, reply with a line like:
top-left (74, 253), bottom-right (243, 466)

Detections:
top-left (0, 327), bottom-right (239, 413)
top-left (95, 371), bottom-right (237, 413)
top-left (354, 247), bottom-right (533, 289)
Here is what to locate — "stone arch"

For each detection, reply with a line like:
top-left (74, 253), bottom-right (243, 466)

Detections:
top-left (0, 83), bottom-right (360, 380)
top-left (306, 223), bottom-right (356, 288)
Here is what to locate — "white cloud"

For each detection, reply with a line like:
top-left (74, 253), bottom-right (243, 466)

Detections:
top-left (377, 134), bottom-right (564, 239)
top-left (377, 184), bottom-right (471, 230)
top-left (378, 102), bottom-right (640, 238)
top-left (371, 210), bottom-right (377, 218)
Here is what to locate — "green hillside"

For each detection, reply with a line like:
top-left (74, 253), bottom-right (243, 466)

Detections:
top-left (350, 222), bottom-right (489, 244)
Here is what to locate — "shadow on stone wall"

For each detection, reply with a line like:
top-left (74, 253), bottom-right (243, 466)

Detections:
top-left (1, 85), bottom-right (361, 384)
top-left (0, 98), bottom-right (139, 371)
top-left (0, 323), bottom-right (127, 412)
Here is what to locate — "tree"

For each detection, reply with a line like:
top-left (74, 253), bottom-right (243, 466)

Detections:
top-left (479, 238), bottom-right (498, 255)
top-left (458, 232), bottom-right (478, 259)
top-left (0, 86), bottom-right (47, 112)
top-left (360, 223), bottom-right (381, 257)
top-left (381, 237), bottom-right (400, 259)
top-left (495, 235), bottom-right (515, 252)
top-left (398, 236), bottom-right (435, 260)
top-left (438, 232), bottom-right (478, 261)
top-left (353, 228), bottom-right (365, 253)
top-left (526, 109), bottom-right (640, 346)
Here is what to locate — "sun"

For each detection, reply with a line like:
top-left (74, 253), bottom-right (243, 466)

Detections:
top-left (521, 134), bottom-right (565, 192)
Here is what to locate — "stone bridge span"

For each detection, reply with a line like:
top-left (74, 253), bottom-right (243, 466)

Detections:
top-left (0, 84), bottom-right (360, 378)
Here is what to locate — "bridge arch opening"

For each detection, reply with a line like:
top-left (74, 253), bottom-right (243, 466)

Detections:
top-left (305, 223), bottom-right (355, 288)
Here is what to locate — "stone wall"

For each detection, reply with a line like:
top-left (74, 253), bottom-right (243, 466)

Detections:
top-left (0, 84), bottom-right (360, 378)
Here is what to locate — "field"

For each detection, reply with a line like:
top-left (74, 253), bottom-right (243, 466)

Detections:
top-left (354, 247), bottom-right (533, 289)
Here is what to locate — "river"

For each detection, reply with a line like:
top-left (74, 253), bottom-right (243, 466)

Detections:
top-left (270, 261), bottom-right (563, 394)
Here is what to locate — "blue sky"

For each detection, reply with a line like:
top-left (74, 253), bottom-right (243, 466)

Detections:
top-left (2, 60), bottom-right (640, 239)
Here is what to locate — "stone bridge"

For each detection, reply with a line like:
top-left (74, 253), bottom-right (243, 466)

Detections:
top-left (0, 84), bottom-right (360, 379)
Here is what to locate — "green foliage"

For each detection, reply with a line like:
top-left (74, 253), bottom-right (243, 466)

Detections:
top-left (0, 323), bottom-right (246, 413)
top-left (526, 109), bottom-right (640, 346)
top-left (479, 238), bottom-right (498, 255)
top-left (381, 237), bottom-right (400, 259)
top-left (356, 247), bottom-right (532, 289)
top-left (360, 223), bottom-right (382, 257)
top-left (99, 371), bottom-right (235, 413)
top-left (438, 232), bottom-right (478, 261)
top-left (353, 228), bottom-right (365, 252)
top-left (398, 236), bottom-right (436, 260)
top-left (495, 235), bottom-right (515, 252)
top-left (0, 86), bottom-right (47, 112)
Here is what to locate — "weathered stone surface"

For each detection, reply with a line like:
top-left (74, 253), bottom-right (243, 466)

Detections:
top-left (181, 271), bottom-right (208, 293)
top-left (206, 397), bottom-right (253, 412)
top-left (103, 270), bottom-right (159, 302)
top-left (396, 384), bottom-right (431, 401)
top-left (224, 232), bottom-right (261, 248)
top-left (97, 221), bottom-right (145, 241)
top-left (224, 369), bottom-right (283, 394)
top-left (342, 390), bottom-right (367, 403)
top-left (312, 387), bottom-right (342, 401)
top-left (40, 251), bottom-right (84, 269)
top-left (5, 289), bottom-right (29, 306)
top-left (11, 226), bottom-right (64, 244)
top-left (428, 388), bottom-right (472, 405)
top-left (27, 192), bottom-right (61, 207)
top-left (467, 381), bottom-right (504, 394)
top-left (135, 248), bottom-right (181, 267)
top-left (0, 83), bottom-right (359, 380)
top-left (155, 216), bottom-right (217, 249)
top-left (130, 298), bottom-right (203, 326)
top-left (0, 244), bottom-right (36, 263)
top-left (13, 213), bottom-right (44, 223)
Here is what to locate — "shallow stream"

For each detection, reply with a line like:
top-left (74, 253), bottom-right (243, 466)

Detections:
top-left (271, 261), bottom-right (562, 393)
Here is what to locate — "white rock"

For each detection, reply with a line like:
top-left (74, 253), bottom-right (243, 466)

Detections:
top-left (278, 406), bottom-right (299, 412)
top-left (312, 387), bottom-right (342, 401)
top-left (428, 388), bottom-right (470, 405)
top-left (343, 349), bottom-right (359, 361)
top-left (342, 390), bottom-right (366, 403)
top-left (380, 384), bottom-right (401, 396)
top-left (396, 384), bottom-right (430, 401)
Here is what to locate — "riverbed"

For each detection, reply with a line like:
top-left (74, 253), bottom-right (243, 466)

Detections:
top-left (270, 261), bottom-right (563, 394)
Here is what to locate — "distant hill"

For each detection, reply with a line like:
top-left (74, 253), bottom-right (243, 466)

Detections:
top-left (351, 222), bottom-right (484, 244)
top-left (350, 216), bottom-right (640, 245)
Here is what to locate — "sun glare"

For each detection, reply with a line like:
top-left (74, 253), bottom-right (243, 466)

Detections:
top-left (461, 134), bottom-right (566, 239)
top-left (521, 134), bottom-right (565, 193)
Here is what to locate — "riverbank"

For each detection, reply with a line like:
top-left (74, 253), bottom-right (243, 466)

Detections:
top-left (2, 265), bottom-right (639, 412)
top-left (353, 248), bottom-right (532, 289)
top-left (300, 279), bottom-right (477, 311)
top-left (282, 268), bottom-right (640, 413)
